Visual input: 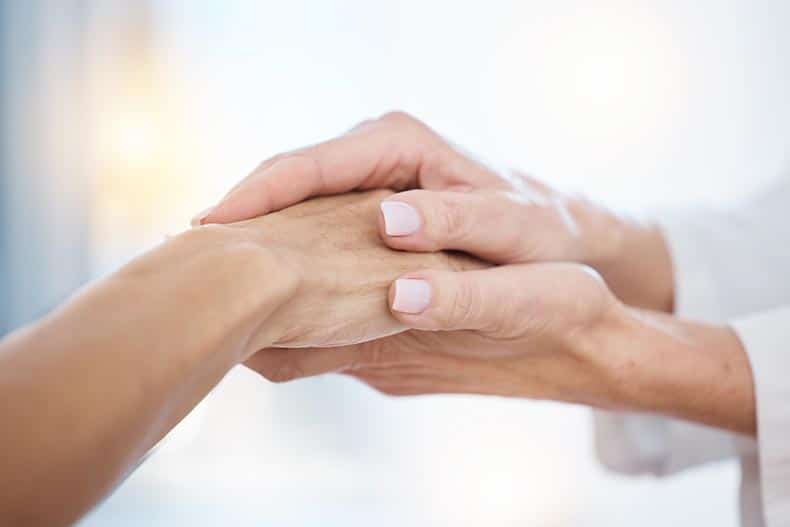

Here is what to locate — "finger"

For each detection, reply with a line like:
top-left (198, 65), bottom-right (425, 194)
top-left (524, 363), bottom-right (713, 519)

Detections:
top-left (377, 189), bottom-right (533, 263)
top-left (389, 263), bottom-right (610, 334)
top-left (199, 113), bottom-right (435, 225)
top-left (197, 112), bottom-right (509, 225)
top-left (244, 347), bottom-right (355, 383)
top-left (243, 340), bottom-right (410, 383)
top-left (386, 264), bottom-right (569, 334)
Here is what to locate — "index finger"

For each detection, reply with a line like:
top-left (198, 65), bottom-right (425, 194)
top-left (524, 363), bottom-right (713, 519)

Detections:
top-left (199, 113), bottom-right (435, 225)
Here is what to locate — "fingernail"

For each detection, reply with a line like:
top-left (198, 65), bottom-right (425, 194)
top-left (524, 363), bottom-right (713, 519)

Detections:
top-left (392, 279), bottom-right (432, 314)
top-left (380, 201), bottom-right (421, 236)
top-left (190, 206), bottom-right (215, 227)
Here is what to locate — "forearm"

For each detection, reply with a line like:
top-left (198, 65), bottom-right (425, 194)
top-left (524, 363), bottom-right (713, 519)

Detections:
top-left (0, 227), bottom-right (294, 526)
top-left (589, 306), bottom-right (755, 436)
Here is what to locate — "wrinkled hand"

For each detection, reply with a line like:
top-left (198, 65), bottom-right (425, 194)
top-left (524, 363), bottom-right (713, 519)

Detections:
top-left (197, 111), bottom-right (672, 311)
top-left (203, 114), bottom-right (750, 435)
top-left (195, 111), bottom-right (510, 224)
top-left (196, 112), bottom-right (613, 264)
top-left (237, 145), bottom-right (626, 404)
top-left (219, 189), bottom-right (482, 351)
top-left (247, 262), bottom-right (626, 406)
top-left (223, 113), bottom-right (642, 402)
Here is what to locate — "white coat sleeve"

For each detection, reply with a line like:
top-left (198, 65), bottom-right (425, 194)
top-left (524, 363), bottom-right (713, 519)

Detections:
top-left (594, 175), bottom-right (790, 476)
top-left (732, 307), bottom-right (790, 525)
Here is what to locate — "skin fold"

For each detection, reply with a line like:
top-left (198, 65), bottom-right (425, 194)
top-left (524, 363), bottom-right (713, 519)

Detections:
top-left (0, 190), bottom-right (476, 527)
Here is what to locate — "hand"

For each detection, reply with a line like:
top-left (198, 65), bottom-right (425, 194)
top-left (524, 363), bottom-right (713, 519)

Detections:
top-left (194, 111), bottom-right (509, 224)
top-left (247, 264), bottom-right (756, 436)
top-left (245, 182), bottom-right (755, 436)
top-left (247, 262), bottom-right (625, 406)
top-left (0, 189), bottom-right (483, 526)
top-left (196, 111), bottom-right (674, 311)
top-left (218, 189), bottom-right (483, 353)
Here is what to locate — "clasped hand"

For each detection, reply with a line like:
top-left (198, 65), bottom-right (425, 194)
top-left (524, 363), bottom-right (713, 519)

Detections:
top-left (189, 113), bottom-right (752, 437)
top-left (198, 112), bottom-right (639, 408)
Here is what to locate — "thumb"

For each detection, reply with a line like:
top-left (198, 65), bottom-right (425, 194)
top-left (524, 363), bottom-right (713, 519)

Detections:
top-left (377, 189), bottom-right (530, 263)
top-left (389, 263), bottom-right (614, 336)
top-left (388, 266), bottom-right (525, 333)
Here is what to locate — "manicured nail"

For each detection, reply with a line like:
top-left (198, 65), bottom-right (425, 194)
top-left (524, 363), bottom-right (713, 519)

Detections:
top-left (190, 206), bottom-right (215, 227)
top-left (392, 279), bottom-right (432, 314)
top-left (380, 201), bottom-right (421, 236)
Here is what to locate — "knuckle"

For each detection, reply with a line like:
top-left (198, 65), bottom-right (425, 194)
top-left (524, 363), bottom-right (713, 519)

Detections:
top-left (250, 152), bottom-right (285, 175)
top-left (429, 250), bottom-right (456, 271)
top-left (435, 195), bottom-right (466, 245)
top-left (444, 279), bottom-right (480, 329)
top-left (279, 154), bottom-right (324, 189)
top-left (378, 110), bottom-right (417, 127)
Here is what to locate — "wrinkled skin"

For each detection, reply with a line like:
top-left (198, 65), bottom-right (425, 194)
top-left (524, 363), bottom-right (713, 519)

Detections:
top-left (236, 190), bottom-right (620, 401)
top-left (220, 111), bottom-right (751, 437)
top-left (0, 189), bottom-right (486, 527)
top-left (247, 261), bottom-right (623, 407)
top-left (201, 111), bottom-right (672, 312)
top-left (231, 189), bottom-right (483, 351)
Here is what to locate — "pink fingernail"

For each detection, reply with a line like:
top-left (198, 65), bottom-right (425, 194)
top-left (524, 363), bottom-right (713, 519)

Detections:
top-left (191, 206), bottom-right (215, 227)
top-left (380, 201), bottom-right (421, 236)
top-left (392, 279), bottom-right (432, 314)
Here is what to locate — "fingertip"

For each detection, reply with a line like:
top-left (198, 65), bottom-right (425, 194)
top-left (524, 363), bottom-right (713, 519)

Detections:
top-left (190, 206), bottom-right (215, 227)
top-left (387, 271), bottom-right (451, 332)
top-left (378, 192), bottom-right (445, 252)
top-left (391, 278), bottom-right (432, 314)
top-left (203, 186), bottom-right (273, 224)
top-left (203, 155), bottom-right (321, 224)
top-left (379, 200), bottom-right (422, 237)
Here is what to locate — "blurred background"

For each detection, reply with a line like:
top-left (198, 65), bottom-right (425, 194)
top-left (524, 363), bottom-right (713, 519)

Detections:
top-left (1, 0), bottom-right (789, 525)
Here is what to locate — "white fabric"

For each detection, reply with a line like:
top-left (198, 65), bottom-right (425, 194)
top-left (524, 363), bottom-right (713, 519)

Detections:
top-left (593, 175), bottom-right (790, 527)
top-left (734, 308), bottom-right (790, 526)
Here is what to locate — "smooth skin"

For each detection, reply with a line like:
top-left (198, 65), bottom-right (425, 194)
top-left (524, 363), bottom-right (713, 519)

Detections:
top-left (207, 111), bottom-right (756, 437)
top-left (0, 190), bottom-right (475, 527)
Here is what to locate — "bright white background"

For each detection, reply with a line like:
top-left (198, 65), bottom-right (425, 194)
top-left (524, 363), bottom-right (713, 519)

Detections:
top-left (73, 0), bottom-right (790, 525)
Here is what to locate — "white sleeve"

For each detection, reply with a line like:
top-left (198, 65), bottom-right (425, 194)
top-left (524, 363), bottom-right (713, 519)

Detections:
top-left (660, 179), bottom-right (790, 320)
top-left (732, 307), bottom-right (790, 524)
top-left (595, 175), bottom-right (790, 476)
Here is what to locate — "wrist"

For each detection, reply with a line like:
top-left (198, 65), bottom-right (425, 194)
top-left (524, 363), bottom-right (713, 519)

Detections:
top-left (558, 298), bottom-right (636, 409)
top-left (139, 226), bottom-right (299, 361)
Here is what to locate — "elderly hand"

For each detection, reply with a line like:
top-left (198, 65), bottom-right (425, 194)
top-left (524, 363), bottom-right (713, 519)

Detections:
top-left (241, 163), bottom-right (754, 436)
top-left (246, 202), bottom-right (754, 436)
top-left (196, 111), bottom-right (673, 311)
top-left (224, 189), bottom-right (483, 351)
top-left (247, 262), bottom-right (627, 408)
top-left (248, 260), bottom-right (755, 436)
top-left (237, 169), bottom-right (621, 401)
